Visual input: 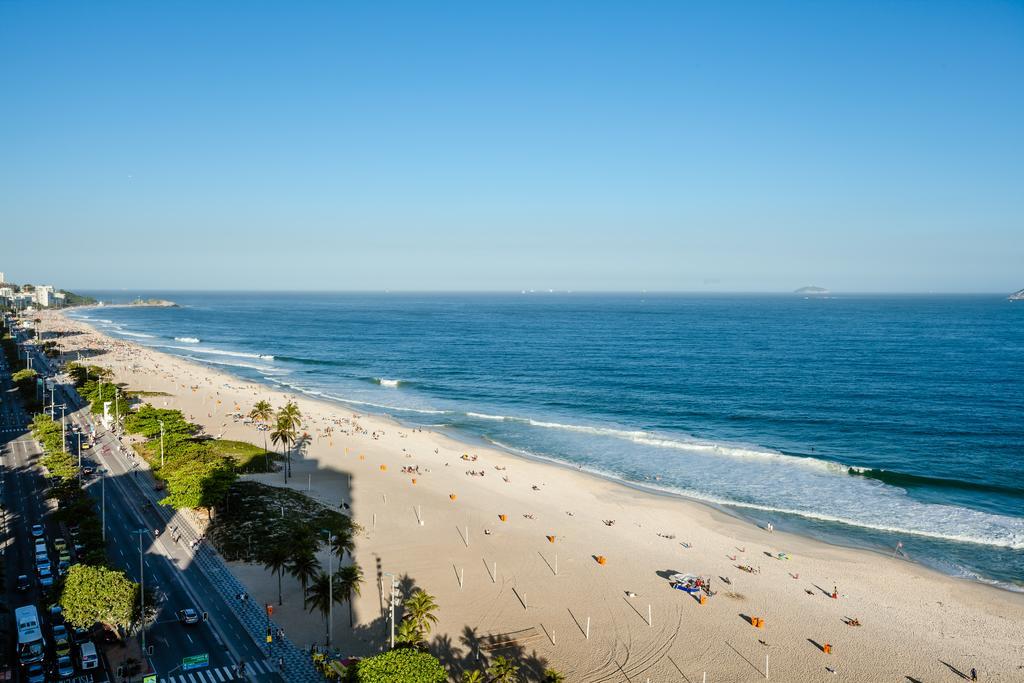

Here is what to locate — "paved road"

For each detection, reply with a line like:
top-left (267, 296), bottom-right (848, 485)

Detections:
top-left (2, 345), bottom-right (106, 682)
top-left (3, 325), bottom-right (299, 683)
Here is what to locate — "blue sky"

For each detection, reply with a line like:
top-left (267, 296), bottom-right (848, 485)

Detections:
top-left (2, 1), bottom-right (1021, 292)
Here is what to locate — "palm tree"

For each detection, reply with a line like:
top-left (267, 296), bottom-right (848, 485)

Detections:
top-left (542, 669), bottom-right (565, 683)
top-left (460, 671), bottom-right (485, 683)
top-left (330, 529), bottom-right (354, 561)
top-left (248, 400), bottom-right (274, 469)
top-left (287, 546), bottom-right (321, 596)
top-left (263, 544), bottom-right (290, 606)
top-left (304, 571), bottom-right (343, 645)
top-left (278, 401), bottom-right (302, 431)
top-left (487, 656), bottom-right (520, 683)
top-left (269, 415), bottom-right (295, 484)
top-left (274, 402), bottom-right (302, 482)
top-left (395, 618), bottom-right (424, 648)
top-left (403, 589), bottom-right (439, 638)
top-left (336, 565), bottom-right (363, 626)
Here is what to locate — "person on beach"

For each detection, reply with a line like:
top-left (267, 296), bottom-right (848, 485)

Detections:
top-left (971, 667), bottom-right (977, 681)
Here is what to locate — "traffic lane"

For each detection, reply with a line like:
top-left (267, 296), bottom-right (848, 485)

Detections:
top-left (92, 462), bottom-right (232, 676)
top-left (62, 371), bottom-right (283, 681)
top-left (95, 437), bottom-right (269, 665)
top-left (97, 437), bottom-right (276, 676)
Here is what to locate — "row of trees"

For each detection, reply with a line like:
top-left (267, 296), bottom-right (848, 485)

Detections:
top-left (29, 414), bottom-right (141, 633)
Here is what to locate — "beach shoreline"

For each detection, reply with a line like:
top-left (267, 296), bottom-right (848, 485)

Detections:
top-left (39, 308), bottom-right (1024, 681)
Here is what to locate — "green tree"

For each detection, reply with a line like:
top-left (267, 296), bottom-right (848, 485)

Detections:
top-left (487, 656), bottom-right (520, 683)
top-left (287, 546), bottom-right (321, 596)
top-left (542, 669), bottom-right (566, 683)
top-left (337, 564), bottom-right (363, 626)
top-left (354, 649), bottom-right (446, 683)
top-left (60, 565), bottom-right (139, 631)
top-left (330, 529), bottom-right (354, 561)
top-left (395, 618), bottom-right (424, 648)
top-left (270, 415), bottom-right (296, 483)
top-left (263, 544), bottom-right (291, 606)
top-left (403, 589), bottom-right (439, 639)
top-left (303, 571), bottom-right (343, 645)
top-left (248, 400), bottom-right (274, 468)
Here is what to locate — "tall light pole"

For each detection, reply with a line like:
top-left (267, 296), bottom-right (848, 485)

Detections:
top-left (101, 471), bottom-right (106, 542)
top-left (382, 572), bottom-right (398, 649)
top-left (322, 530), bottom-right (335, 646)
top-left (131, 529), bottom-right (147, 655)
top-left (159, 420), bottom-right (165, 467)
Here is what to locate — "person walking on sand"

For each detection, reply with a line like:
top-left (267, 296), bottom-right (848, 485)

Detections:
top-left (971, 667), bottom-right (977, 681)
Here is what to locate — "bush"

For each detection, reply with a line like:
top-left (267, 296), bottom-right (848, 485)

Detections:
top-left (353, 649), bottom-right (446, 683)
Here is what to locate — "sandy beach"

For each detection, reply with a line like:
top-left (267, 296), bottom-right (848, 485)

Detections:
top-left (37, 309), bottom-right (1024, 681)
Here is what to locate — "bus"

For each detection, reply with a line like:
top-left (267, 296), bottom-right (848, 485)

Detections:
top-left (15, 605), bottom-right (45, 664)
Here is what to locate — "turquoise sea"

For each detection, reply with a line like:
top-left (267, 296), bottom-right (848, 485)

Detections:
top-left (71, 292), bottom-right (1024, 589)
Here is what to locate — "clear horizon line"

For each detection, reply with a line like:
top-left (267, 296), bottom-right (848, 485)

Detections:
top-left (68, 288), bottom-right (1021, 296)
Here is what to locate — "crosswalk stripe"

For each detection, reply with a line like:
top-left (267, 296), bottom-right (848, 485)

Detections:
top-left (188, 674), bottom-right (199, 683)
top-left (213, 667), bottom-right (227, 681)
top-left (249, 660), bottom-right (264, 673)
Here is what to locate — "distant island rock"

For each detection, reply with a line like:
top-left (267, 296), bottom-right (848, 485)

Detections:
top-left (97, 298), bottom-right (178, 308)
top-left (794, 286), bottom-right (829, 295)
top-left (1009, 289), bottom-right (1024, 301)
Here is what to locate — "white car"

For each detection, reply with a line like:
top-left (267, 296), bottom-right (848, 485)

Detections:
top-left (31, 524), bottom-right (44, 538)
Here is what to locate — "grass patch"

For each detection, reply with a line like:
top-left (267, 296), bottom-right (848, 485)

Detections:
top-left (209, 481), bottom-right (353, 564)
top-left (206, 439), bottom-right (275, 473)
top-left (126, 390), bottom-right (171, 398)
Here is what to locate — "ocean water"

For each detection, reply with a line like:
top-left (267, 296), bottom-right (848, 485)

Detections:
top-left (70, 292), bottom-right (1024, 588)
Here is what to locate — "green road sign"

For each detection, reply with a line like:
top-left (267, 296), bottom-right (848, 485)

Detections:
top-left (143, 676), bottom-right (157, 683)
top-left (182, 653), bottom-right (209, 671)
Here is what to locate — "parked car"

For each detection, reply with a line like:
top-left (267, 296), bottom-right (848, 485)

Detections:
top-left (55, 655), bottom-right (75, 678)
top-left (53, 537), bottom-right (67, 552)
top-left (38, 565), bottom-right (54, 588)
top-left (72, 627), bottom-right (91, 645)
top-left (31, 523), bottom-right (44, 538)
top-left (58, 550), bottom-right (71, 563)
top-left (49, 604), bottom-right (64, 623)
top-left (23, 662), bottom-right (46, 683)
top-left (53, 625), bottom-right (71, 657)
top-left (16, 574), bottom-right (31, 591)
top-left (34, 539), bottom-right (48, 554)
top-left (35, 551), bottom-right (49, 566)
top-left (58, 560), bottom-right (71, 576)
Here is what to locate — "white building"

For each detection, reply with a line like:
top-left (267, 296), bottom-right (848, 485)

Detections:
top-left (35, 285), bottom-right (55, 308)
top-left (0, 272), bottom-right (5, 284)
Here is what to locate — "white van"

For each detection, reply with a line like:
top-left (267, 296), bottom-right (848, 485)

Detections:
top-left (78, 641), bottom-right (98, 670)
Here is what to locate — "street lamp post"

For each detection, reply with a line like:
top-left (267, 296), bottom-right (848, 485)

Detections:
top-left (322, 530), bottom-right (335, 646)
top-left (101, 471), bottom-right (106, 542)
top-left (131, 529), bottom-right (147, 655)
top-left (382, 572), bottom-right (398, 649)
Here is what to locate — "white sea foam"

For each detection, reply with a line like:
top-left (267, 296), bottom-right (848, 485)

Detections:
top-left (376, 378), bottom-right (401, 388)
top-left (160, 345), bottom-right (274, 361)
top-left (118, 330), bottom-right (155, 339)
top-left (470, 412), bottom-right (847, 473)
top-left (185, 355), bottom-right (279, 374)
top-left (175, 337), bottom-right (200, 343)
top-left (480, 437), bottom-right (1024, 550)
